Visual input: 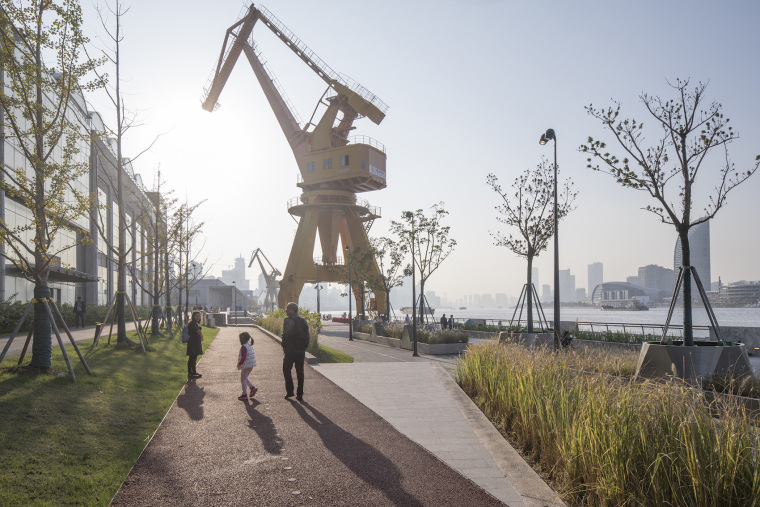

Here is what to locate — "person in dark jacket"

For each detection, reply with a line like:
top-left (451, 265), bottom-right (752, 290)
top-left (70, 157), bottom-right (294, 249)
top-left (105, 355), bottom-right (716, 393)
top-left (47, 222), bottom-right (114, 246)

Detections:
top-left (73, 296), bottom-right (86, 328)
top-left (281, 302), bottom-right (307, 401)
top-left (187, 310), bottom-right (204, 379)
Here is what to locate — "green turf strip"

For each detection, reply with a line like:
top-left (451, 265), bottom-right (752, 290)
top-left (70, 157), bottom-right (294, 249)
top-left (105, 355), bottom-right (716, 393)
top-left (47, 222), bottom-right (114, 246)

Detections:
top-left (0, 326), bottom-right (218, 506)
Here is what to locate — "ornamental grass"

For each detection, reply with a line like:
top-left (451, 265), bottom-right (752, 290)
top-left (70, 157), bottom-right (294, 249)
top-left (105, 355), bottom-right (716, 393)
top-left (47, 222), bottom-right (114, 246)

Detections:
top-left (457, 342), bottom-right (760, 506)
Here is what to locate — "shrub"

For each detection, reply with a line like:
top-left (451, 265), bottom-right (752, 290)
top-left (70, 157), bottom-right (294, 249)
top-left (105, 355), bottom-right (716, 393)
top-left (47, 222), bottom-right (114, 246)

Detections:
top-left (356, 323), bottom-right (373, 335)
top-left (381, 323), bottom-right (405, 338)
top-left (258, 308), bottom-right (321, 354)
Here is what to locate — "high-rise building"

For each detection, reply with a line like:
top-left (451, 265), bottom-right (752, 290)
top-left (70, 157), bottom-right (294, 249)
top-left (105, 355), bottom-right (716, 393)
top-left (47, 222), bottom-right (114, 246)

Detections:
top-left (626, 275), bottom-right (639, 285)
top-left (674, 221), bottom-right (711, 297)
top-left (637, 264), bottom-right (675, 296)
top-left (221, 256), bottom-right (250, 291)
top-left (541, 284), bottom-right (552, 303)
top-left (576, 288), bottom-right (587, 301)
top-left (588, 262), bottom-right (603, 295)
top-left (559, 269), bottom-right (577, 302)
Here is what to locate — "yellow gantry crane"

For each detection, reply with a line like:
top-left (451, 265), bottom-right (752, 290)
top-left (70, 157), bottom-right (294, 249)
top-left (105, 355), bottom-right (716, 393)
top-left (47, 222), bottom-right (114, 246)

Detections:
top-left (202, 4), bottom-right (388, 314)
top-left (248, 248), bottom-right (281, 312)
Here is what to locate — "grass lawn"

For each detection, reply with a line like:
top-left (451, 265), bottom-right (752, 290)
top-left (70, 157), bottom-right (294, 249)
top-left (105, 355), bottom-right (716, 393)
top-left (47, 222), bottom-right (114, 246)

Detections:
top-left (314, 344), bottom-right (353, 363)
top-left (0, 326), bottom-right (218, 506)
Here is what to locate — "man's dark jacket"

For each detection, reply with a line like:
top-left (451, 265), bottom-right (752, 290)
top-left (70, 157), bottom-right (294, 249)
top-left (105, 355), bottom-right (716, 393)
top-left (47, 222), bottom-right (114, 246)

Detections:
top-left (282, 313), bottom-right (307, 356)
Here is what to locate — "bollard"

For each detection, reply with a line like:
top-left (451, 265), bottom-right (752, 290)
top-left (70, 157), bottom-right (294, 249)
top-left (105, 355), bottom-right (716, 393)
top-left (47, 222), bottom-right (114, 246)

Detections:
top-left (94, 322), bottom-right (102, 341)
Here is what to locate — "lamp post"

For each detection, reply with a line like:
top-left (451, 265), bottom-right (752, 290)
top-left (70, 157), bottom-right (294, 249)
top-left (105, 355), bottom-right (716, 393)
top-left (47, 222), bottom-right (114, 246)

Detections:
top-left (345, 245), bottom-right (353, 341)
top-left (315, 261), bottom-right (321, 316)
top-left (405, 211), bottom-right (418, 357)
top-left (232, 280), bottom-right (237, 326)
top-left (539, 128), bottom-right (560, 350)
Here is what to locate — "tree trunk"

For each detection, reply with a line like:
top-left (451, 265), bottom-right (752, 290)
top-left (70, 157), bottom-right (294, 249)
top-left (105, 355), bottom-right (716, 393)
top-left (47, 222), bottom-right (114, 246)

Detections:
top-left (419, 280), bottom-right (425, 324)
top-left (680, 230), bottom-right (694, 346)
top-left (385, 288), bottom-right (391, 321)
top-left (29, 285), bottom-right (52, 368)
top-left (526, 256), bottom-right (534, 333)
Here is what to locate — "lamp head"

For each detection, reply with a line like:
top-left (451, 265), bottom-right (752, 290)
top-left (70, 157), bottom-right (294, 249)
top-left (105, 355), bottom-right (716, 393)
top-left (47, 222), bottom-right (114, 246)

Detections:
top-left (405, 211), bottom-right (413, 219)
top-left (345, 245), bottom-right (350, 252)
top-left (539, 128), bottom-right (556, 145)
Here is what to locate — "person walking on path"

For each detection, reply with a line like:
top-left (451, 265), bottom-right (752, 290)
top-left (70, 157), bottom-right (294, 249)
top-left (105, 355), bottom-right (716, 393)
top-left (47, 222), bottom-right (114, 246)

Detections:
top-left (237, 332), bottom-right (257, 400)
top-left (449, 314), bottom-right (455, 329)
top-left (187, 310), bottom-right (204, 379)
top-left (440, 313), bottom-right (448, 330)
top-left (281, 302), bottom-right (307, 401)
top-left (73, 296), bottom-right (86, 328)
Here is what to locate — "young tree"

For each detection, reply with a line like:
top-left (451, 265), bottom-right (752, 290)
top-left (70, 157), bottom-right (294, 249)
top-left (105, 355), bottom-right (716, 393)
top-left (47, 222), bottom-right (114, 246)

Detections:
top-left (0, 0), bottom-right (103, 368)
top-left (89, 0), bottom-right (159, 344)
top-left (370, 237), bottom-right (404, 320)
top-left (487, 159), bottom-right (576, 332)
top-left (580, 79), bottom-right (759, 345)
top-left (390, 202), bottom-right (456, 323)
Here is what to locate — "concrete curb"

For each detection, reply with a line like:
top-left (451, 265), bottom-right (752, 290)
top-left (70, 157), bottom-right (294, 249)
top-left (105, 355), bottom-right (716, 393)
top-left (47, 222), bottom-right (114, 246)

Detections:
top-left (254, 324), bottom-right (318, 365)
top-left (432, 365), bottom-right (566, 506)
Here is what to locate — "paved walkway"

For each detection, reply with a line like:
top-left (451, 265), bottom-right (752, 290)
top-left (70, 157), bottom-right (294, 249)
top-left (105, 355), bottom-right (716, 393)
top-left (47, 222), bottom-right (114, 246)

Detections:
top-left (314, 322), bottom-right (562, 507)
top-left (112, 326), bottom-right (510, 506)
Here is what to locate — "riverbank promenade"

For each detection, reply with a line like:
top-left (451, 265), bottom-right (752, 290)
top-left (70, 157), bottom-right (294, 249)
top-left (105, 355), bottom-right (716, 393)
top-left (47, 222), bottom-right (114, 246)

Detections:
top-left (111, 323), bottom-right (564, 506)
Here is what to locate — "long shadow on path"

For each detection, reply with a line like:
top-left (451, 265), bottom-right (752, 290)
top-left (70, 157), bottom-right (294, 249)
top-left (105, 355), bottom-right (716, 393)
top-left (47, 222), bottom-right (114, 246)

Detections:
top-left (244, 399), bottom-right (284, 456)
top-left (292, 400), bottom-right (424, 507)
top-left (175, 380), bottom-right (205, 420)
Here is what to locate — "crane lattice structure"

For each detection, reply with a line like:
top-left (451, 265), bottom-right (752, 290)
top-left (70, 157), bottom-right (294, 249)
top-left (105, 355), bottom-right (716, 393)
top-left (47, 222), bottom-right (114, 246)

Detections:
top-left (248, 248), bottom-right (281, 312)
top-left (202, 4), bottom-right (387, 314)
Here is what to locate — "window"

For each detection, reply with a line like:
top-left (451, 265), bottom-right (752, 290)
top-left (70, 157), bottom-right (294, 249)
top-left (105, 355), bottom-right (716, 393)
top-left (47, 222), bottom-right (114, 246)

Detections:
top-left (361, 160), bottom-right (366, 170)
top-left (306, 161), bottom-right (315, 172)
top-left (323, 158), bottom-right (332, 169)
top-left (340, 155), bottom-right (349, 166)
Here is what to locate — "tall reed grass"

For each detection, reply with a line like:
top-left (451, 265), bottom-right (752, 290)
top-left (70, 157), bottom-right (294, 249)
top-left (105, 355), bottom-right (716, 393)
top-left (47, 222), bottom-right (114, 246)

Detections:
top-left (457, 343), bottom-right (760, 506)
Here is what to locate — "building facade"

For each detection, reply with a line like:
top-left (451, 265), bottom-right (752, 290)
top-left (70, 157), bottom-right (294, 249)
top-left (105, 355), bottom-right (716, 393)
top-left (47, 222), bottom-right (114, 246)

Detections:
top-left (1, 98), bottom-right (156, 308)
top-left (587, 262), bottom-right (603, 295)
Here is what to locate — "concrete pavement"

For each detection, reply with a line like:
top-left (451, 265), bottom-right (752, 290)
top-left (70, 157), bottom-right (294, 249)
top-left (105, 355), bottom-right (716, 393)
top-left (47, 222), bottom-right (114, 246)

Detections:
top-left (313, 321), bottom-right (563, 507)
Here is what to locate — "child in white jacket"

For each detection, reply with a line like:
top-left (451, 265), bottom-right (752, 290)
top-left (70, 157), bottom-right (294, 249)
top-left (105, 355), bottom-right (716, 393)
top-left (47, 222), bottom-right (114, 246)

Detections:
top-left (237, 332), bottom-right (257, 401)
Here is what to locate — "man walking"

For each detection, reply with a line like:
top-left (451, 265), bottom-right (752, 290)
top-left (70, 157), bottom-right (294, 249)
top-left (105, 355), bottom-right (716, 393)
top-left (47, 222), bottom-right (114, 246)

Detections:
top-left (440, 313), bottom-right (448, 330)
top-left (74, 296), bottom-right (86, 328)
top-left (282, 302), bottom-right (307, 401)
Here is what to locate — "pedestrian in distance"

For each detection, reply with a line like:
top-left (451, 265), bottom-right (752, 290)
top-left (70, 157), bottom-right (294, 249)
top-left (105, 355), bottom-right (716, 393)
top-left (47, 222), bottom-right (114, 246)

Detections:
top-left (73, 296), bottom-right (86, 328)
top-left (281, 302), bottom-right (308, 401)
top-left (404, 314), bottom-right (411, 324)
top-left (237, 332), bottom-right (257, 401)
top-left (449, 314), bottom-right (455, 329)
top-left (440, 313), bottom-right (448, 330)
top-left (187, 310), bottom-right (204, 379)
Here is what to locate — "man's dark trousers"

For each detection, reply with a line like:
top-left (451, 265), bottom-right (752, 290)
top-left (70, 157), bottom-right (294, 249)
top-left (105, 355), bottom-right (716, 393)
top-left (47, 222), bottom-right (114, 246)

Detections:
top-left (283, 353), bottom-right (304, 396)
top-left (75, 312), bottom-right (85, 328)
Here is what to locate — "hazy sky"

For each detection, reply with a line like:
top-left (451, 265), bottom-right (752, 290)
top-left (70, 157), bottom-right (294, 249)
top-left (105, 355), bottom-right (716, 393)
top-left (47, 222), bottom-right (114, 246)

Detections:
top-left (81, 0), bottom-right (760, 300)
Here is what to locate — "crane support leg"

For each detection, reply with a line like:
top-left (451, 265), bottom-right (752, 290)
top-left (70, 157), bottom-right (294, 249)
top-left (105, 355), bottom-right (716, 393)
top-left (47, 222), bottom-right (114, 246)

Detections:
top-left (278, 203), bottom-right (387, 316)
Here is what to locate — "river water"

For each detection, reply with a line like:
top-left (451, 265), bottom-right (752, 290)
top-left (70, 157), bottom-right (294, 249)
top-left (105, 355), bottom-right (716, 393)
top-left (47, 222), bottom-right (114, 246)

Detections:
top-left (325, 307), bottom-right (760, 328)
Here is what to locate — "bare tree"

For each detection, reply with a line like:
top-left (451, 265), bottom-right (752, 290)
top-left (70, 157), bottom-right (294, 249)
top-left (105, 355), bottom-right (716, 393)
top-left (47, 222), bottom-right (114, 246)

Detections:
top-left (487, 159), bottom-right (576, 332)
top-left (88, 0), bottom-right (160, 344)
top-left (0, 0), bottom-right (104, 368)
top-left (580, 79), bottom-right (759, 345)
top-left (390, 202), bottom-right (456, 323)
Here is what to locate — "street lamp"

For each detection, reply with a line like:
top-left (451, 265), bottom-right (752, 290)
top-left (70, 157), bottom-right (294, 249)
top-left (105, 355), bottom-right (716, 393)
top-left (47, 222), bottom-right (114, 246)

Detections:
top-left (345, 245), bottom-right (353, 340)
top-left (314, 261), bottom-right (321, 316)
top-left (405, 211), bottom-right (418, 357)
top-left (192, 263), bottom-right (199, 306)
top-left (232, 280), bottom-right (237, 326)
top-left (539, 128), bottom-right (560, 350)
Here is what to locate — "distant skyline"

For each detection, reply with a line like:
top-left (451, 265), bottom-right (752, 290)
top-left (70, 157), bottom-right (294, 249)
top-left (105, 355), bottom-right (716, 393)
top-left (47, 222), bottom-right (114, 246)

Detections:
top-left (80, 0), bottom-right (760, 302)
